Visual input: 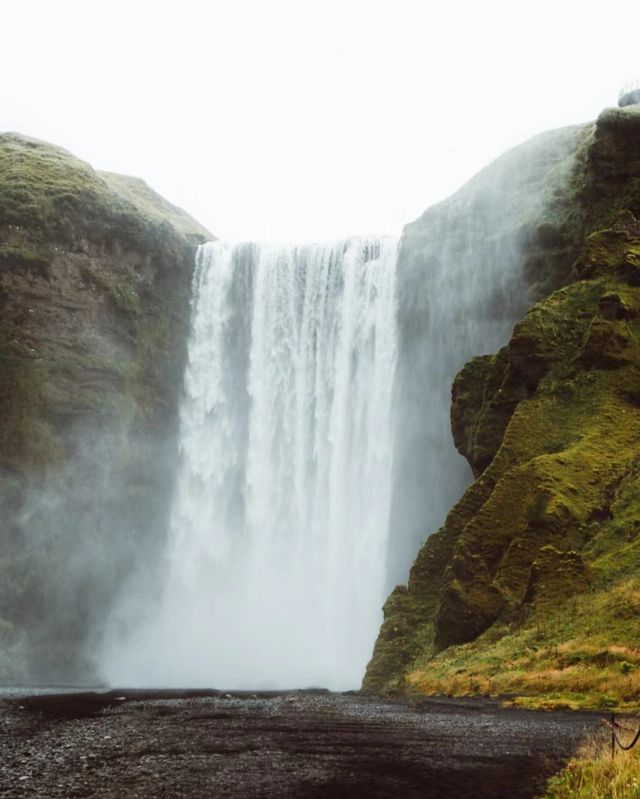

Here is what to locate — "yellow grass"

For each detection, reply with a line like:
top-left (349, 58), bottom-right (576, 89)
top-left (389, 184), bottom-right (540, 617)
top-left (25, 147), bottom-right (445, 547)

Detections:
top-left (540, 736), bottom-right (640, 799)
top-left (405, 575), bottom-right (640, 711)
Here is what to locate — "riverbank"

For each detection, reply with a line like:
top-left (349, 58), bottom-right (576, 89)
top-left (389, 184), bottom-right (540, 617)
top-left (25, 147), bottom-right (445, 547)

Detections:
top-left (0, 690), bottom-right (601, 798)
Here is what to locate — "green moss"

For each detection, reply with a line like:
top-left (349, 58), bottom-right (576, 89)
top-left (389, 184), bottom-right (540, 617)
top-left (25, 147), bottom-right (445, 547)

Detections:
top-left (451, 351), bottom-right (524, 476)
top-left (366, 210), bottom-right (640, 706)
top-left (0, 132), bottom-right (211, 251)
top-left (405, 568), bottom-right (640, 712)
top-left (100, 172), bottom-right (211, 245)
top-left (524, 106), bottom-right (640, 299)
top-left (124, 310), bottom-right (174, 424)
top-left (0, 134), bottom-right (104, 245)
top-left (80, 263), bottom-right (143, 320)
top-left (0, 338), bottom-right (61, 468)
top-left (0, 132), bottom-right (214, 680)
top-left (0, 132), bottom-right (211, 440)
top-left (0, 241), bottom-right (52, 267)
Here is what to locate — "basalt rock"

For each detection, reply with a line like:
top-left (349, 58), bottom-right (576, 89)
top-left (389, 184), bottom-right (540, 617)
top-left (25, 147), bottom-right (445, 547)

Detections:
top-left (0, 133), bottom-right (212, 680)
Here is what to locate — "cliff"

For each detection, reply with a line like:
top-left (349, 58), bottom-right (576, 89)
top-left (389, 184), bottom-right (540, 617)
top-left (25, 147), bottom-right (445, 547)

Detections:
top-left (388, 121), bottom-right (590, 585)
top-left (0, 133), bottom-right (211, 679)
top-left (365, 106), bottom-right (640, 711)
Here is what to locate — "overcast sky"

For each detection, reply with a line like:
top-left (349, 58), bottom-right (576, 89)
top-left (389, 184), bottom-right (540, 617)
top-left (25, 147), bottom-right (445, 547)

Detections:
top-left (2, 0), bottom-right (639, 241)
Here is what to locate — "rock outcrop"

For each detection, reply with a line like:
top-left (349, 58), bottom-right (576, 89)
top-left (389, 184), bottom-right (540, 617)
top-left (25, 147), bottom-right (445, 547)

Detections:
top-left (0, 133), bottom-right (211, 679)
top-left (388, 120), bottom-right (590, 586)
top-left (365, 107), bottom-right (640, 708)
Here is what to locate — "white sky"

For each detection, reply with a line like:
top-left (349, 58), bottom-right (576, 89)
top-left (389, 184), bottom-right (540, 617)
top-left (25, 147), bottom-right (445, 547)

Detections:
top-left (1, 0), bottom-right (639, 241)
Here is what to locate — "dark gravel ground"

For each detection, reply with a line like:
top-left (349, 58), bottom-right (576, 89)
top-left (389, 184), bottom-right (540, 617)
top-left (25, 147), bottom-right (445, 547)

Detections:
top-left (0, 689), bottom-right (601, 798)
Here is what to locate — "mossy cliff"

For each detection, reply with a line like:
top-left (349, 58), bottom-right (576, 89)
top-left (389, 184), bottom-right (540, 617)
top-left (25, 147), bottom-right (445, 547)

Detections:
top-left (388, 117), bottom-right (599, 594)
top-left (0, 133), bottom-right (211, 680)
top-left (365, 106), bottom-right (640, 710)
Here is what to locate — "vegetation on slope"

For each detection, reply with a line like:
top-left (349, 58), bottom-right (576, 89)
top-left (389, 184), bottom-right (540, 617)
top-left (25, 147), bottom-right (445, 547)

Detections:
top-left (0, 132), bottom-right (212, 680)
top-left (540, 736), bottom-right (640, 799)
top-left (365, 107), bottom-right (640, 712)
top-left (0, 132), bottom-right (212, 466)
top-left (0, 132), bottom-right (209, 251)
top-left (367, 230), bottom-right (640, 709)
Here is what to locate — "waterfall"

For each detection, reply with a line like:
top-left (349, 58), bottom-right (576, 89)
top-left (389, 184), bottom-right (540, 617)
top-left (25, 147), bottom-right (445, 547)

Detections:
top-left (103, 237), bottom-right (399, 690)
top-left (101, 127), bottom-right (584, 691)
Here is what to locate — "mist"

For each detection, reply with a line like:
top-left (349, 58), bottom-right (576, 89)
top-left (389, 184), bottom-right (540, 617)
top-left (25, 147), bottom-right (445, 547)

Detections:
top-left (0, 0), bottom-right (632, 692)
top-left (90, 122), bottom-right (582, 691)
top-left (0, 419), bottom-right (178, 685)
top-left (0, 121), bottom-right (589, 692)
top-left (100, 238), bottom-right (399, 690)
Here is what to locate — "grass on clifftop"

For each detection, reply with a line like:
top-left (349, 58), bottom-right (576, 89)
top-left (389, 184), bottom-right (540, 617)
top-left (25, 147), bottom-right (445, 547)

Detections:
top-left (0, 132), bottom-right (211, 252)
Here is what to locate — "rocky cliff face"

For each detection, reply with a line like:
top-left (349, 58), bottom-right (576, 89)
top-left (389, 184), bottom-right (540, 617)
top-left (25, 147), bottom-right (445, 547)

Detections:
top-left (365, 106), bottom-right (640, 709)
top-left (0, 133), bottom-right (211, 680)
top-left (388, 121), bottom-right (590, 585)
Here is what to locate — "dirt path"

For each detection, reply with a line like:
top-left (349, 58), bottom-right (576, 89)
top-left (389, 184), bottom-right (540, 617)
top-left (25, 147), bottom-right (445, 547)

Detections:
top-left (0, 690), bottom-right (600, 798)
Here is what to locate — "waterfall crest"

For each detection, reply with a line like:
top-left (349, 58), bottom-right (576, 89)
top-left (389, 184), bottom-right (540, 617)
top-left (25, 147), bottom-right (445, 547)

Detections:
top-left (103, 237), bottom-right (399, 690)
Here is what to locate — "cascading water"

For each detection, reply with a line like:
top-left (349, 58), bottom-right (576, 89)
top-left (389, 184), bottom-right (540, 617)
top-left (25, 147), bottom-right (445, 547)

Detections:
top-left (103, 237), bottom-right (399, 690)
top-left (101, 125), bottom-right (585, 691)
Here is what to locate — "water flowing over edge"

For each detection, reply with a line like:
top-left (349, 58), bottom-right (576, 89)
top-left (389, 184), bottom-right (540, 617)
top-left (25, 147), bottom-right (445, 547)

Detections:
top-left (101, 236), bottom-right (400, 690)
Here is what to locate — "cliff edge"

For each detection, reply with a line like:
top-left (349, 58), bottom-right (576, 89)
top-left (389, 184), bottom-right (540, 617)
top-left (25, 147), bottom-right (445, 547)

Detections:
top-left (365, 106), bottom-right (640, 711)
top-left (0, 133), bottom-right (212, 679)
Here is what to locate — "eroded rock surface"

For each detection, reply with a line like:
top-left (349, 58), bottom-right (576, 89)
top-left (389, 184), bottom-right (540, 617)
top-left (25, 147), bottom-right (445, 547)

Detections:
top-left (0, 133), bottom-right (211, 680)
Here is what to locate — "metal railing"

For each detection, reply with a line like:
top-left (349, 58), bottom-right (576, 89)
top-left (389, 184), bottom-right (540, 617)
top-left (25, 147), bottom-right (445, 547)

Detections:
top-left (601, 713), bottom-right (640, 757)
